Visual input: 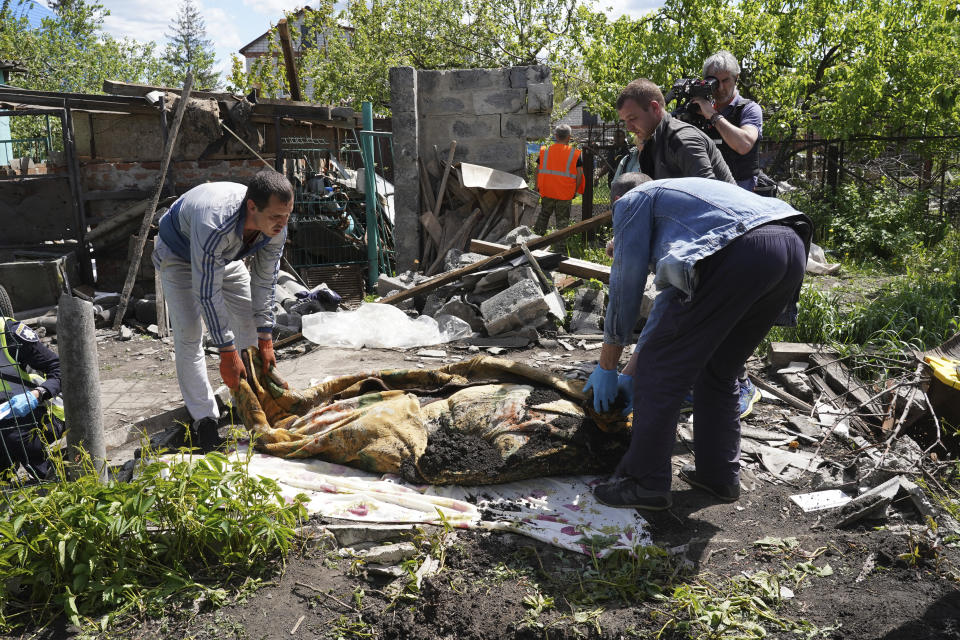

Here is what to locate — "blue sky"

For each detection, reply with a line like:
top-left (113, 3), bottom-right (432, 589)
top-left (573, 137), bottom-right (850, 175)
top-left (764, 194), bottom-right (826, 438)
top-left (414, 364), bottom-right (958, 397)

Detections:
top-left (43, 0), bottom-right (665, 81)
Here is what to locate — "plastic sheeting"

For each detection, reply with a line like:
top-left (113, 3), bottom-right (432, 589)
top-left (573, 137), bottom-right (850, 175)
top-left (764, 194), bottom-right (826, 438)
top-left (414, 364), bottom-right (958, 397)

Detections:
top-left (302, 303), bottom-right (472, 348)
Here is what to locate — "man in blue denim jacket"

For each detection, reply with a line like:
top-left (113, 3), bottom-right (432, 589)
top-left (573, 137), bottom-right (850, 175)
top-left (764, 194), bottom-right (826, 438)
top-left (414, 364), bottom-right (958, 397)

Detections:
top-left (584, 175), bottom-right (810, 510)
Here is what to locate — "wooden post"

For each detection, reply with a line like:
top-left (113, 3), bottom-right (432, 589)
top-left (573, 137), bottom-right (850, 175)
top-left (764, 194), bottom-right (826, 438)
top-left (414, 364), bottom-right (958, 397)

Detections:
top-left (277, 19), bottom-right (302, 101)
top-left (112, 72), bottom-right (193, 331)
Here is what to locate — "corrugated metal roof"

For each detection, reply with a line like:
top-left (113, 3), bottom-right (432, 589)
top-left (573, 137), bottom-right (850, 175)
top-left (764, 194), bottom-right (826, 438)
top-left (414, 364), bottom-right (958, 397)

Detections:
top-left (11, 0), bottom-right (57, 30)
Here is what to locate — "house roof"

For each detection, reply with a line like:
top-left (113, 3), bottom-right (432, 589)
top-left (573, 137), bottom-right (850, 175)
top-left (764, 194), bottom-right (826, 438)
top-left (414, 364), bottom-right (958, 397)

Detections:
top-left (13, 1), bottom-right (57, 30)
top-left (238, 6), bottom-right (354, 56)
top-left (239, 6), bottom-right (311, 55)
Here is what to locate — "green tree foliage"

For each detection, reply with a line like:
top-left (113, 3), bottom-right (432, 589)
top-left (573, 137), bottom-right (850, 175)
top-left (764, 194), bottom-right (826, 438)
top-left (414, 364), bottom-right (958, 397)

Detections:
top-left (0, 0), bottom-right (170, 93)
top-left (573, 0), bottom-right (960, 150)
top-left (228, 0), bottom-right (582, 109)
top-left (162, 0), bottom-right (219, 90)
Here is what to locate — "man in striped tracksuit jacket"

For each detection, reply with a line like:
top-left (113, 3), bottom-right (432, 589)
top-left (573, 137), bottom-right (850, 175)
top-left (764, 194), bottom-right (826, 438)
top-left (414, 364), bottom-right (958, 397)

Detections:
top-left (153, 170), bottom-right (293, 451)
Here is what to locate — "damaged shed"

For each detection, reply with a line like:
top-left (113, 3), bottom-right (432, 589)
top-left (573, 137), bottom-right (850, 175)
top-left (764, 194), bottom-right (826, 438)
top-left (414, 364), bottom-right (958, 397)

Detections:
top-left (0, 80), bottom-right (391, 316)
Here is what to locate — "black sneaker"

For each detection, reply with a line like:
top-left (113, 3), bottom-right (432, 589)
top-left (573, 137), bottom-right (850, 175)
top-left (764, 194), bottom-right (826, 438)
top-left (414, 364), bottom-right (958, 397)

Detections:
top-left (593, 476), bottom-right (673, 511)
top-left (678, 465), bottom-right (740, 502)
top-left (191, 417), bottom-right (225, 454)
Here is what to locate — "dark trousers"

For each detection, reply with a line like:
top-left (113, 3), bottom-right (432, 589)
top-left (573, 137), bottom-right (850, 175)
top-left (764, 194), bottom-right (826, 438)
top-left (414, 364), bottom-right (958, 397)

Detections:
top-left (618, 224), bottom-right (806, 491)
top-left (0, 412), bottom-right (64, 480)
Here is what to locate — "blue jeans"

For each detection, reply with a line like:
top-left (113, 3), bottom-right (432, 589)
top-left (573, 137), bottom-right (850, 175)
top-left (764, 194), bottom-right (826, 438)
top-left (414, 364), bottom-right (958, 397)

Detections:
top-left (617, 223), bottom-right (806, 491)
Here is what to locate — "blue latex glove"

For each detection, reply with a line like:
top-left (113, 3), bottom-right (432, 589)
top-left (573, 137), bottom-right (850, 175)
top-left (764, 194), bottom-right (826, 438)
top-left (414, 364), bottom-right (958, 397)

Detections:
top-left (8, 392), bottom-right (39, 418)
top-left (584, 364), bottom-right (619, 413)
top-left (617, 373), bottom-right (634, 416)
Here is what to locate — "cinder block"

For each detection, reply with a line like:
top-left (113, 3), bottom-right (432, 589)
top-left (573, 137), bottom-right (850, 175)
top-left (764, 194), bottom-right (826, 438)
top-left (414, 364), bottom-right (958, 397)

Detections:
top-left (418, 93), bottom-right (470, 116)
top-left (509, 67), bottom-right (528, 88)
top-left (569, 287), bottom-right (605, 334)
top-left (480, 279), bottom-right (552, 336)
top-left (377, 273), bottom-right (410, 297)
top-left (472, 88), bottom-right (527, 115)
top-left (525, 65), bottom-right (550, 86)
top-left (526, 83), bottom-right (554, 114)
top-left (501, 113), bottom-right (551, 139)
top-left (419, 114), bottom-right (502, 141)
top-left (447, 68), bottom-right (510, 91)
top-left (437, 296), bottom-right (484, 332)
top-left (446, 138), bottom-right (526, 175)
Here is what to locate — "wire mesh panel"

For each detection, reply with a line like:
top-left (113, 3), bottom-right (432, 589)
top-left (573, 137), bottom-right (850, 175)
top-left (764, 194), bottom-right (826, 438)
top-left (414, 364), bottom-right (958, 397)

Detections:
top-left (282, 133), bottom-right (395, 284)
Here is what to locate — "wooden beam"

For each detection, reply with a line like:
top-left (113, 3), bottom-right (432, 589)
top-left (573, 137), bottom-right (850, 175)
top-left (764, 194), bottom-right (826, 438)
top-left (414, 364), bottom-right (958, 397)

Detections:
top-left (102, 79), bottom-right (234, 101)
top-left (277, 19), bottom-right (303, 101)
top-left (113, 72), bottom-right (193, 331)
top-left (469, 238), bottom-right (611, 283)
top-left (379, 211), bottom-right (612, 306)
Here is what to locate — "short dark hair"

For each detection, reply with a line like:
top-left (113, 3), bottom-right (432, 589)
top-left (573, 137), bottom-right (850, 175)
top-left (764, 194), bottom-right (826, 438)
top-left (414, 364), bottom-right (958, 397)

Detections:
top-left (610, 172), bottom-right (652, 202)
top-left (616, 79), bottom-right (665, 111)
top-left (245, 170), bottom-right (294, 210)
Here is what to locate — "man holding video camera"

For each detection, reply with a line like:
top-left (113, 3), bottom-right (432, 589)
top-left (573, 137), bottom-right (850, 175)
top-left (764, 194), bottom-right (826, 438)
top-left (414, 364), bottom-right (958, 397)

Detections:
top-left (613, 78), bottom-right (734, 184)
top-left (690, 51), bottom-right (764, 192)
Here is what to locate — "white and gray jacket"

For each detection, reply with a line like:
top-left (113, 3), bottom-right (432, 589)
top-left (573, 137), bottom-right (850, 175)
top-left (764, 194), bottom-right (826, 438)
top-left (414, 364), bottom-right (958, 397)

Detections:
top-left (157, 182), bottom-right (285, 348)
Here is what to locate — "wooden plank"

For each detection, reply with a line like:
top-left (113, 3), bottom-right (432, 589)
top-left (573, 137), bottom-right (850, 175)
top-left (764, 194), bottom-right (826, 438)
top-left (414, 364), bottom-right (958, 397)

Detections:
top-left (469, 238), bottom-right (611, 283)
top-left (809, 353), bottom-right (883, 420)
top-left (519, 242), bottom-right (553, 292)
top-left (419, 210), bottom-right (444, 246)
top-left (748, 373), bottom-right (813, 414)
top-left (0, 87), bottom-right (157, 114)
top-left (417, 158), bottom-right (436, 214)
top-left (276, 19), bottom-right (302, 101)
top-left (432, 141), bottom-right (457, 219)
top-left (102, 79), bottom-right (233, 101)
top-left (380, 211), bottom-right (612, 306)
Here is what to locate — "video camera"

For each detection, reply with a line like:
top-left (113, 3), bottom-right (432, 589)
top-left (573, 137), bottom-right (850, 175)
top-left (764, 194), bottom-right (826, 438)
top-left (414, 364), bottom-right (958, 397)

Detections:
top-left (664, 76), bottom-right (718, 127)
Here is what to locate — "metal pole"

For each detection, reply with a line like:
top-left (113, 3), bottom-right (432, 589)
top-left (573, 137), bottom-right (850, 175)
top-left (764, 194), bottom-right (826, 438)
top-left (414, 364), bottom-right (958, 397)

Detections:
top-left (361, 101), bottom-right (379, 290)
top-left (57, 294), bottom-right (107, 481)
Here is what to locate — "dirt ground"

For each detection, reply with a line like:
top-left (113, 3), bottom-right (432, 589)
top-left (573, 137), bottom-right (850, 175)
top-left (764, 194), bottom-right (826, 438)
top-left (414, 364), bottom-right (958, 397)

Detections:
top-left (12, 332), bottom-right (960, 639)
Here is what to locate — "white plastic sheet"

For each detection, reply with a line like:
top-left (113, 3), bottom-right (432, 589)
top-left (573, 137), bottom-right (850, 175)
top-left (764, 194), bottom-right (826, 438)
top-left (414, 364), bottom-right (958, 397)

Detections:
top-left (302, 303), bottom-right (471, 349)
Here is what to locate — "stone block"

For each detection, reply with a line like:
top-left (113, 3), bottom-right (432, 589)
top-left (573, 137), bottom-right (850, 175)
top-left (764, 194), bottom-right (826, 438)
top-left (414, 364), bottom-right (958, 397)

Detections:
top-left (377, 274), bottom-right (410, 297)
top-left (331, 106), bottom-right (356, 120)
top-left (326, 523), bottom-right (416, 547)
top-left (422, 292), bottom-right (445, 317)
top-left (480, 279), bottom-right (552, 336)
top-left (473, 88), bottom-right (527, 115)
top-left (507, 265), bottom-right (538, 287)
top-left (437, 296), bottom-right (484, 332)
top-left (526, 82), bottom-right (554, 114)
top-left (501, 113), bottom-right (551, 139)
top-left (498, 225), bottom-right (540, 246)
top-left (447, 68), bottom-right (510, 91)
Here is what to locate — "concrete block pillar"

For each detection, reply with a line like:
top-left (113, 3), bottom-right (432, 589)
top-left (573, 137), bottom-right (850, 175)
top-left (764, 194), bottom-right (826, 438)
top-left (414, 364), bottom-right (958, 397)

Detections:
top-left (389, 66), bottom-right (421, 273)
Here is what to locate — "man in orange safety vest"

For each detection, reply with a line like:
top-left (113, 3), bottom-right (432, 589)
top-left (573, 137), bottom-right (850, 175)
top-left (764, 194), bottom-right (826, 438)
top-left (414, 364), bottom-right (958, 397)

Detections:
top-left (534, 124), bottom-right (584, 236)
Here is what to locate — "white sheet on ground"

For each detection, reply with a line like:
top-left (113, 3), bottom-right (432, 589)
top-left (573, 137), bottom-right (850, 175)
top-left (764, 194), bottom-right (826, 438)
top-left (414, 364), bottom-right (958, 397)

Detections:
top-left (191, 447), bottom-right (652, 557)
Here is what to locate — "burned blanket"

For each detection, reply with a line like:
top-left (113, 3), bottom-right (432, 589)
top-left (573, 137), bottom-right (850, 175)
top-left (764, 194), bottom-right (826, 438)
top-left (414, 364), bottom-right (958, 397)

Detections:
top-left (232, 352), bottom-right (630, 485)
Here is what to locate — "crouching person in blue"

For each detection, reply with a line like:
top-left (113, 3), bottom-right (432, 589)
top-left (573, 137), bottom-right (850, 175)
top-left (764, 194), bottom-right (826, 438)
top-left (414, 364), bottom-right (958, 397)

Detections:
top-left (0, 318), bottom-right (64, 481)
top-left (584, 174), bottom-right (811, 510)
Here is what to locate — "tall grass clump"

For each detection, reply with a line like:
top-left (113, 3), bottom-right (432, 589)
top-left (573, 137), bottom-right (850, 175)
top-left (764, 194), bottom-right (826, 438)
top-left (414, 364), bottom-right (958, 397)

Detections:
top-left (784, 180), bottom-right (947, 270)
top-left (0, 449), bottom-right (306, 632)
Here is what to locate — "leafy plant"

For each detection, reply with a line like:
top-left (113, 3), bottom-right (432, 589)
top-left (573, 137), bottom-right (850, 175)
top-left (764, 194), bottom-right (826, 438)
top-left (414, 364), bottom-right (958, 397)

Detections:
top-left (0, 448), bottom-right (306, 632)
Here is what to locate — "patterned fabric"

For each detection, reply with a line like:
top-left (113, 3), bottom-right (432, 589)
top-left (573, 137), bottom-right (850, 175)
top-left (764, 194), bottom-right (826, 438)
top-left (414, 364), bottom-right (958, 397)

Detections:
top-left (233, 353), bottom-right (631, 484)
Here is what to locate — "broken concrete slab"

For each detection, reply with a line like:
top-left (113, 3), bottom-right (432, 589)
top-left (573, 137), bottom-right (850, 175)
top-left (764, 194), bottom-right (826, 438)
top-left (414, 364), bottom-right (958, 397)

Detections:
top-left (480, 279), bottom-right (552, 336)
top-left (325, 524), bottom-right (417, 548)
top-left (436, 297), bottom-right (484, 332)
top-left (361, 541), bottom-right (418, 564)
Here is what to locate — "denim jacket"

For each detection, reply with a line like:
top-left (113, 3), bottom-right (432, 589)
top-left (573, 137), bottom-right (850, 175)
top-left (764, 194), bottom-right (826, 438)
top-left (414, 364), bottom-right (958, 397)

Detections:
top-left (604, 177), bottom-right (810, 347)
